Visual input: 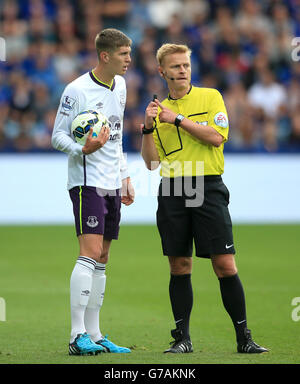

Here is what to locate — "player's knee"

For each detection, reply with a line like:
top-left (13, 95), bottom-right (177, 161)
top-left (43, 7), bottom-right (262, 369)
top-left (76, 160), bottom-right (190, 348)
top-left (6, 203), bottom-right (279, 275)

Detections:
top-left (89, 250), bottom-right (102, 263)
top-left (80, 245), bottom-right (103, 263)
top-left (99, 250), bottom-right (109, 264)
top-left (79, 234), bottom-right (104, 262)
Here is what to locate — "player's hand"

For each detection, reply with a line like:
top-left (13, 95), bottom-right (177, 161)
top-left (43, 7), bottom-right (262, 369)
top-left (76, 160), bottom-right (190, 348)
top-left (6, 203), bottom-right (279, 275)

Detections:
top-left (121, 177), bottom-right (135, 206)
top-left (82, 125), bottom-right (110, 155)
top-left (154, 99), bottom-right (177, 125)
top-left (144, 100), bottom-right (159, 130)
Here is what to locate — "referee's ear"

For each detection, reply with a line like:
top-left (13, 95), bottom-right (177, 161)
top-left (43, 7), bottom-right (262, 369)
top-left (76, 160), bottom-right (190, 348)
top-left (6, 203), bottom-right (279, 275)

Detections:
top-left (158, 67), bottom-right (164, 78)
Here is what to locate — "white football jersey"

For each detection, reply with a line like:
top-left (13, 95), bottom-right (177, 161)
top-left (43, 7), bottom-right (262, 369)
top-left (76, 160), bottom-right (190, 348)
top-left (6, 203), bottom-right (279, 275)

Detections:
top-left (52, 71), bottom-right (129, 190)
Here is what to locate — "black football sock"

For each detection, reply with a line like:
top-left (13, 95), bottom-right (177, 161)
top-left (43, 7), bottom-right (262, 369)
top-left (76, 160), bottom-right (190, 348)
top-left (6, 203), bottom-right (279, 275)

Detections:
top-left (218, 274), bottom-right (247, 343)
top-left (169, 273), bottom-right (193, 340)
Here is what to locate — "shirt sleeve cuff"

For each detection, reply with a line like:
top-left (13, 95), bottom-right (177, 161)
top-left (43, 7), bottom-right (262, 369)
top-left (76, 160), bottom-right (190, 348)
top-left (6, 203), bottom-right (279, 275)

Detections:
top-left (121, 168), bottom-right (129, 180)
top-left (70, 142), bottom-right (83, 156)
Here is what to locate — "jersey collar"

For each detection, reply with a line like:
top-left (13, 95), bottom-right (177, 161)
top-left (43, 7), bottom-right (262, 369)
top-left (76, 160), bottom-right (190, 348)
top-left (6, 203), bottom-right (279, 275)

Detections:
top-left (89, 70), bottom-right (116, 91)
top-left (168, 85), bottom-right (193, 101)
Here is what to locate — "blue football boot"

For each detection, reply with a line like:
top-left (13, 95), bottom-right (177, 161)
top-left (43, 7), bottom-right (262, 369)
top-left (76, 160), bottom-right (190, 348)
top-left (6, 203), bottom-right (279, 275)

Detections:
top-left (95, 335), bottom-right (131, 353)
top-left (69, 333), bottom-right (105, 355)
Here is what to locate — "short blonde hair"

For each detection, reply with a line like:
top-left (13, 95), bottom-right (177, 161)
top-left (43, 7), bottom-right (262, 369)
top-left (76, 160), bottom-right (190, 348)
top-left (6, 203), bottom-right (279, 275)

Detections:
top-left (156, 44), bottom-right (191, 66)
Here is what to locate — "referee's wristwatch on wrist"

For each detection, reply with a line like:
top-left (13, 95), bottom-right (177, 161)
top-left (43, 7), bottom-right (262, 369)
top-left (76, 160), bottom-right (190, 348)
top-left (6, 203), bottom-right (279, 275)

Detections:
top-left (174, 114), bottom-right (185, 127)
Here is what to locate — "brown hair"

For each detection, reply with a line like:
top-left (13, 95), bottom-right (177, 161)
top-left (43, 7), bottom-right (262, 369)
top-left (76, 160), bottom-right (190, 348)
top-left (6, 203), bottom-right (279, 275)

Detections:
top-left (156, 44), bottom-right (192, 66)
top-left (95, 28), bottom-right (132, 59)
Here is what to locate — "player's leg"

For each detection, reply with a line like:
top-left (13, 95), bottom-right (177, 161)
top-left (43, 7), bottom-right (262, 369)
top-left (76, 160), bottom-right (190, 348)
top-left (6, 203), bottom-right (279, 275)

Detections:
top-left (211, 253), bottom-right (268, 353)
top-left (68, 234), bottom-right (105, 355)
top-left (85, 238), bottom-right (110, 342)
top-left (78, 233), bottom-right (104, 261)
top-left (69, 234), bottom-right (104, 346)
top-left (90, 241), bottom-right (131, 353)
top-left (68, 187), bottom-right (106, 355)
top-left (86, 191), bottom-right (130, 353)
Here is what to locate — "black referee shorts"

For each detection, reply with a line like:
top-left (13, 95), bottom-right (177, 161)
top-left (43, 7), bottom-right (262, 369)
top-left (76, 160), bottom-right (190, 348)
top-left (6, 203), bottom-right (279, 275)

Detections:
top-left (156, 175), bottom-right (235, 258)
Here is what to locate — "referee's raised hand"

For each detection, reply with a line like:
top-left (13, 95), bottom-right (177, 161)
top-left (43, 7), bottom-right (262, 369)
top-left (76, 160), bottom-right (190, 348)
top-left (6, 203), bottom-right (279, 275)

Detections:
top-left (82, 125), bottom-right (110, 155)
top-left (144, 100), bottom-right (159, 130)
top-left (154, 99), bottom-right (177, 125)
top-left (141, 97), bottom-right (161, 169)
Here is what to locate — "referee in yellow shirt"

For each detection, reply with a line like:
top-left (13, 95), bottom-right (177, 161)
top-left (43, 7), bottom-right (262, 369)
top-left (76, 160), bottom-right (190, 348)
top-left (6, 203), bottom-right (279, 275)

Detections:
top-left (141, 43), bottom-right (268, 354)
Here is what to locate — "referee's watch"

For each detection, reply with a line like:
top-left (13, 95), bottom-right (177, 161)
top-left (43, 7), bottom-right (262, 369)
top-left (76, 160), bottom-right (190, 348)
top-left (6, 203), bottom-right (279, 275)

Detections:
top-left (174, 114), bottom-right (185, 127)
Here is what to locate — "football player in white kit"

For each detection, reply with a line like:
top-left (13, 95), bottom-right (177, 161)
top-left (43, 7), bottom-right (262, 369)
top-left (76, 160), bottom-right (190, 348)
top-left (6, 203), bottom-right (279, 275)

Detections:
top-left (52, 29), bottom-right (134, 355)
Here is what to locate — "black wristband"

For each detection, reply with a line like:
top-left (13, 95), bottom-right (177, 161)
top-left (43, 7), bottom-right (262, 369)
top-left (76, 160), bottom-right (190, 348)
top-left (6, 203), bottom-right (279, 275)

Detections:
top-left (142, 125), bottom-right (155, 134)
top-left (142, 119), bottom-right (156, 134)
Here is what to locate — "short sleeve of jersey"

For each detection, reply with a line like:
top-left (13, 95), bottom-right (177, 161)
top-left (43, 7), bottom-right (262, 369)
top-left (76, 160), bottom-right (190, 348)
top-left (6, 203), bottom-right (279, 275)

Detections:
top-left (208, 89), bottom-right (229, 141)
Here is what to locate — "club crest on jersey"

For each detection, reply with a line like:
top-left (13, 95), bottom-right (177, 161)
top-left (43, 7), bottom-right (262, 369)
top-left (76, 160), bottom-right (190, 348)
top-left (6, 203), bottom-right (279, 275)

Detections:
top-left (214, 112), bottom-right (228, 128)
top-left (86, 216), bottom-right (99, 228)
top-left (62, 96), bottom-right (76, 111)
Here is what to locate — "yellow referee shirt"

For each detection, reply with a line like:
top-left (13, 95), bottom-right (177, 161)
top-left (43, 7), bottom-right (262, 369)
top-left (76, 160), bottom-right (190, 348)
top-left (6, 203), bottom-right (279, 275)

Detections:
top-left (153, 86), bottom-right (229, 177)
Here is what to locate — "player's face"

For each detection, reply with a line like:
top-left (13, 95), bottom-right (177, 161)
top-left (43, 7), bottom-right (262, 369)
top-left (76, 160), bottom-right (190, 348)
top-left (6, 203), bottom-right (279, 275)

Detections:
top-left (108, 46), bottom-right (131, 75)
top-left (160, 52), bottom-right (191, 90)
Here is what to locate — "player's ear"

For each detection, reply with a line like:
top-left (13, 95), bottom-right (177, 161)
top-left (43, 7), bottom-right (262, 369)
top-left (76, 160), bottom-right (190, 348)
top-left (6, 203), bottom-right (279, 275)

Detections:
top-left (99, 51), bottom-right (110, 63)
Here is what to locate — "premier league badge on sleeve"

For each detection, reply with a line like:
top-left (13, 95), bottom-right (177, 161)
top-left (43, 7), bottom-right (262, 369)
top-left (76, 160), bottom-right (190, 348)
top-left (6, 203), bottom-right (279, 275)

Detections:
top-left (214, 112), bottom-right (228, 128)
top-left (62, 96), bottom-right (76, 111)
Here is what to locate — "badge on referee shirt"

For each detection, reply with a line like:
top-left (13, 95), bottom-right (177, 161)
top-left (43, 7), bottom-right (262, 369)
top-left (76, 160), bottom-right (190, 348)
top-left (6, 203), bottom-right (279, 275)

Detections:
top-left (214, 112), bottom-right (228, 128)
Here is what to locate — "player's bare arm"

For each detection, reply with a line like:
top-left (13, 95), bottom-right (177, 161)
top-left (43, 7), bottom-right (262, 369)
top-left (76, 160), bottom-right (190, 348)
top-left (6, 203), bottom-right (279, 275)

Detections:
top-left (155, 99), bottom-right (224, 147)
top-left (141, 101), bottom-right (160, 170)
top-left (82, 125), bottom-right (110, 155)
top-left (121, 177), bottom-right (135, 206)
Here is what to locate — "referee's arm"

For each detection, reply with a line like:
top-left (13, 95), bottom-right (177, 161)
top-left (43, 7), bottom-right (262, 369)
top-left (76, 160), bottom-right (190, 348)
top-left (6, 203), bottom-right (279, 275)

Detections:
top-left (177, 117), bottom-right (224, 147)
top-left (141, 101), bottom-right (161, 171)
top-left (155, 100), bottom-right (224, 147)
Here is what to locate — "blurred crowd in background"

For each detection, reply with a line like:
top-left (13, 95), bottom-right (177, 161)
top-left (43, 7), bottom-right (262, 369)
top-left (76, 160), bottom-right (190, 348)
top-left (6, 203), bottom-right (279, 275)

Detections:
top-left (0, 0), bottom-right (300, 154)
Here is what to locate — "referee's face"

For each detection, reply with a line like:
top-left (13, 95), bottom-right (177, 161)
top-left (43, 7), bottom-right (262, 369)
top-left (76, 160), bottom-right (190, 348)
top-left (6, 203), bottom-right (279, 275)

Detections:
top-left (160, 52), bottom-right (191, 91)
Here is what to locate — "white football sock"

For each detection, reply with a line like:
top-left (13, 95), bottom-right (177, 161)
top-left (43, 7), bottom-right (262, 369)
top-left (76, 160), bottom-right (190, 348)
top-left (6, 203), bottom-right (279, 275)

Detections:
top-left (70, 256), bottom-right (96, 343)
top-left (84, 262), bottom-right (106, 342)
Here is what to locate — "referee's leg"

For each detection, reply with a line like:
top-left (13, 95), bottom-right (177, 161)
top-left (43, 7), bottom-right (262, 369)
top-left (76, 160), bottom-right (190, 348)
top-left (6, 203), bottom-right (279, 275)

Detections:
top-left (168, 256), bottom-right (193, 342)
top-left (211, 253), bottom-right (268, 353)
top-left (211, 253), bottom-right (247, 344)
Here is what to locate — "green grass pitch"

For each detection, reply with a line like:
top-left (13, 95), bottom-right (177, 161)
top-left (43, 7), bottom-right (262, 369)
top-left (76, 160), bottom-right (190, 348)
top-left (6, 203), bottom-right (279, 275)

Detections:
top-left (0, 224), bottom-right (299, 364)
